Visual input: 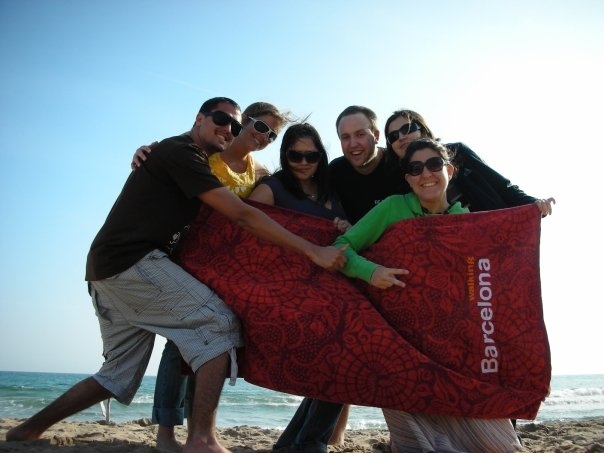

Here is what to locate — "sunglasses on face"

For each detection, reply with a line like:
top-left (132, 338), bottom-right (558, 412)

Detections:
top-left (247, 116), bottom-right (278, 142)
top-left (201, 110), bottom-right (243, 137)
top-left (407, 156), bottom-right (448, 176)
top-left (285, 150), bottom-right (322, 164)
top-left (387, 122), bottom-right (421, 144)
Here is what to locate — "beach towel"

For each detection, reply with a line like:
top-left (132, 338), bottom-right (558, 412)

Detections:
top-left (177, 202), bottom-right (550, 420)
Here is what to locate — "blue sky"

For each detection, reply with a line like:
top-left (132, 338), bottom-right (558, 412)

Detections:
top-left (1, 0), bottom-right (603, 379)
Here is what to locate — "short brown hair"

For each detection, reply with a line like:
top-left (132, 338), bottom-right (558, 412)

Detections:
top-left (335, 105), bottom-right (379, 134)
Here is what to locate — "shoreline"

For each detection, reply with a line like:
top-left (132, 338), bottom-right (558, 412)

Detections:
top-left (1, 417), bottom-right (603, 452)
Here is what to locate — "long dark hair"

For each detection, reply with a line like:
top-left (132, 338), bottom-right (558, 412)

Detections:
top-left (274, 123), bottom-right (330, 202)
top-left (384, 109), bottom-right (435, 154)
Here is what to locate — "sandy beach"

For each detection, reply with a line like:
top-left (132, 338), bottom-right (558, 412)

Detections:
top-left (1, 417), bottom-right (603, 452)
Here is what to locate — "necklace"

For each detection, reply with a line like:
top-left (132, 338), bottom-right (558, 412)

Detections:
top-left (421, 205), bottom-right (450, 215)
top-left (303, 181), bottom-right (318, 201)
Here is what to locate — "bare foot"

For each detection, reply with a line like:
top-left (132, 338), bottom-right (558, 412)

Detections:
top-left (6, 423), bottom-right (43, 441)
top-left (183, 437), bottom-right (230, 453)
top-left (156, 424), bottom-right (183, 452)
top-left (157, 436), bottom-right (184, 452)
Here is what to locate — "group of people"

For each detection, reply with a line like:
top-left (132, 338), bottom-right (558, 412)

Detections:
top-left (6, 96), bottom-right (555, 453)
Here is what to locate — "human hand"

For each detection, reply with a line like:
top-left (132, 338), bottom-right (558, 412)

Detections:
top-left (333, 217), bottom-right (351, 233)
top-left (535, 197), bottom-right (556, 217)
top-left (131, 141), bottom-right (158, 170)
top-left (309, 244), bottom-right (348, 271)
top-left (369, 266), bottom-right (409, 289)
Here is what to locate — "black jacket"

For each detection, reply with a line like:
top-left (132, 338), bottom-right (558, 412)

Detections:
top-left (447, 142), bottom-right (536, 212)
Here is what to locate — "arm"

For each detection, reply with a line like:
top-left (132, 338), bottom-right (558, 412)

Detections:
top-left (450, 143), bottom-right (537, 208)
top-left (333, 196), bottom-right (410, 286)
top-left (131, 141), bottom-right (159, 169)
top-left (247, 182), bottom-right (275, 205)
top-left (199, 187), bottom-right (346, 270)
top-left (453, 144), bottom-right (556, 215)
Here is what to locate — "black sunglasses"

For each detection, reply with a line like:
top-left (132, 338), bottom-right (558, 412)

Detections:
top-left (201, 110), bottom-right (243, 137)
top-left (285, 150), bottom-right (322, 164)
top-left (387, 122), bottom-right (421, 144)
top-left (407, 156), bottom-right (448, 176)
top-left (247, 116), bottom-right (278, 142)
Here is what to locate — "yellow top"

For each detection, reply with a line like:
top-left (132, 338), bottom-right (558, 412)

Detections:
top-left (208, 152), bottom-right (256, 198)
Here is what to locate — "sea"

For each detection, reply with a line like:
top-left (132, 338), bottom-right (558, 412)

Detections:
top-left (0, 371), bottom-right (602, 429)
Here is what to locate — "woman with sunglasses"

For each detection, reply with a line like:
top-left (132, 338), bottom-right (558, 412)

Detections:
top-left (248, 122), bottom-right (349, 229)
top-left (333, 138), bottom-right (522, 452)
top-left (208, 102), bottom-right (289, 197)
top-left (248, 123), bottom-right (350, 453)
top-left (382, 109), bottom-right (554, 440)
top-left (383, 109), bottom-right (555, 216)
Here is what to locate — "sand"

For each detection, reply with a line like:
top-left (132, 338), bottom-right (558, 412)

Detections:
top-left (1, 417), bottom-right (603, 452)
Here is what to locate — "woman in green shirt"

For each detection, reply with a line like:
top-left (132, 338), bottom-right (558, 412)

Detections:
top-left (334, 138), bottom-right (467, 288)
top-left (333, 137), bottom-right (521, 452)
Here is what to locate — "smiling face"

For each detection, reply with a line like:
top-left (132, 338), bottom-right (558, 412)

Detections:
top-left (387, 115), bottom-right (423, 158)
top-left (337, 113), bottom-right (380, 171)
top-left (193, 101), bottom-right (242, 153)
top-left (404, 147), bottom-right (454, 211)
top-left (235, 113), bottom-right (284, 152)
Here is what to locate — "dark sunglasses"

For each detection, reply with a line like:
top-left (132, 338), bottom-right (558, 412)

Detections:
top-left (247, 116), bottom-right (278, 142)
top-left (286, 150), bottom-right (322, 164)
top-left (201, 110), bottom-right (243, 137)
top-left (407, 156), bottom-right (448, 176)
top-left (387, 122), bottom-right (421, 144)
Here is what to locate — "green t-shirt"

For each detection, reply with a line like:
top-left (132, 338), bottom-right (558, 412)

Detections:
top-left (333, 192), bottom-right (469, 282)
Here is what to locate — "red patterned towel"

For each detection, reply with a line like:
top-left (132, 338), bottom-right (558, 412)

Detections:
top-left (177, 202), bottom-right (550, 420)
